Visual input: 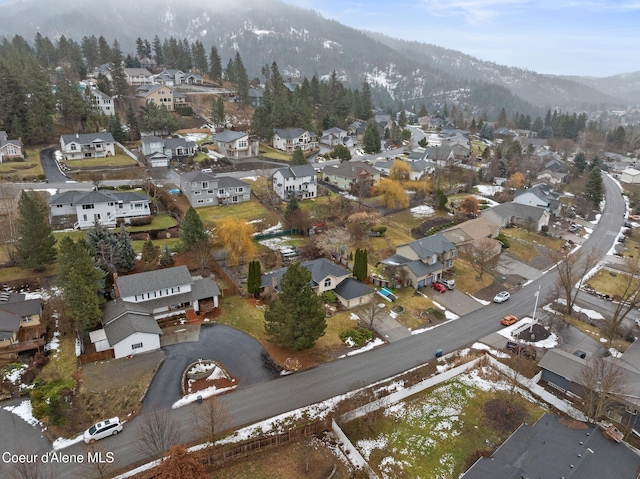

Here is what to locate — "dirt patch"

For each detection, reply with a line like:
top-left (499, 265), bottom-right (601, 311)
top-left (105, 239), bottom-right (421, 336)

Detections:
top-left (515, 323), bottom-right (551, 343)
top-left (81, 350), bottom-right (165, 394)
top-left (482, 397), bottom-right (528, 432)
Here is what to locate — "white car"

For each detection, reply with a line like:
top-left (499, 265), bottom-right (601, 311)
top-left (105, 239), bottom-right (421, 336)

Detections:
top-left (83, 417), bottom-right (123, 444)
top-left (493, 291), bottom-right (510, 303)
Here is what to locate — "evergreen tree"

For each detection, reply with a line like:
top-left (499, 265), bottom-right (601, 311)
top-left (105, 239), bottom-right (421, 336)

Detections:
top-left (363, 119), bottom-right (381, 154)
top-left (435, 189), bottom-right (448, 211)
top-left (290, 146), bottom-right (306, 166)
top-left (284, 195), bottom-right (299, 221)
top-left (159, 245), bottom-right (175, 268)
top-left (264, 263), bottom-right (326, 350)
top-left (574, 151), bottom-right (588, 173)
top-left (152, 35), bottom-right (163, 67)
top-left (15, 191), bottom-right (56, 271)
top-left (247, 259), bottom-right (262, 296)
top-left (585, 166), bottom-right (603, 207)
top-left (209, 46), bottom-right (222, 82)
top-left (141, 240), bottom-right (158, 268)
top-left (114, 224), bottom-right (137, 273)
top-left (353, 248), bottom-right (368, 282)
top-left (191, 40), bottom-right (208, 73)
top-left (233, 52), bottom-right (250, 108)
top-left (109, 40), bottom-right (128, 98)
top-left (108, 113), bottom-right (127, 142)
top-left (126, 102), bottom-right (140, 140)
top-left (180, 207), bottom-right (208, 251)
top-left (210, 96), bottom-right (225, 127)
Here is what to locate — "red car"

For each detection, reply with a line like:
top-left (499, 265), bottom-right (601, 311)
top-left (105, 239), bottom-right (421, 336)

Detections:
top-left (431, 282), bottom-right (447, 293)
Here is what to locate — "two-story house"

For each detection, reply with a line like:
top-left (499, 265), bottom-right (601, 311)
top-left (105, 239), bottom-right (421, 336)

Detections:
top-left (123, 68), bottom-right (154, 86)
top-left (273, 128), bottom-right (318, 153)
top-left (272, 165), bottom-right (317, 201)
top-left (180, 171), bottom-right (251, 208)
top-left (60, 132), bottom-right (116, 160)
top-left (443, 217), bottom-right (502, 262)
top-left (319, 127), bottom-right (355, 148)
top-left (84, 87), bottom-right (114, 116)
top-left (381, 233), bottom-right (456, 288)
top-left (0, 292), bottom-right (45, 361)
top-left (513, 183), bottom-right (561, 215)
top-left (90, 266), bottom-right (220, 359)
top-left (214, 130), bottom-right (259, 158)
top-left (0, 131), bottom-right (23, 163)
top-left (136, 84), bottom-right (175, 112)
top-left (141, 136), bottom-right (197, 160)
top-left (374, 159), bottom-right (434, 181)
top-left (261, 258), bottom-right (375, 309)
top-left (323, 161), bottom-right (381, 194)
top-left (49, 190), bottom-right (151, 229)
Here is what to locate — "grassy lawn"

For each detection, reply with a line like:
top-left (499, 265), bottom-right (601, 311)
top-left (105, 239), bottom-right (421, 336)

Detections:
top-left (0, 265), bottom-right (57, 282)
top-left (259, 144), bottom-right (291, 161)
top-left (585, 268), bottom-right (640, 299)
top-left (452, 260), bottom-right (494, 294)
top-left (132, 237), bottom-right (181, 253)
top-left (562, 314), bottom-right (630, 352)
top-left (127, 214), bottom-right (177, 232)
top-left (342, 373), bottom-right (547, 478)
top-left (197, 199), bottom-right (282, 229)
top-left (62, 147), bottom-right (138, 168)
top-left (503, 227), bottom-right (565, 251)
top-left (0, 159), bottom-right (43, 177)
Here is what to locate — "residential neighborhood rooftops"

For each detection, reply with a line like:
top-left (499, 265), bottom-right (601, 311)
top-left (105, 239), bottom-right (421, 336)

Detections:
top-left (333, 277), bottom-right (374, 300)
top-left (274, 164), bottom-right (316, 178)
top-left (116, 265), bottom-right (193, 298)
top-left (274, 128), bottom-right (311, 139)
top-left (215, 130), bottom-right (248, 142)
top-left (402, 234), bottom-right (456, 259)
top-left (103, 312), bottom-right (162, 346)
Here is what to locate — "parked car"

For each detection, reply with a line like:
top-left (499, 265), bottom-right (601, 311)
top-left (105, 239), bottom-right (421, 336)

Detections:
top-left (573, 350), bottom-right (586, 359)
top-left (493, 291), bottom-right (510, 303)
top-left (440, 279), bottom-right (455, 290)
top-left (501, 315), bottom-right (518, 326)
top-left (83, 417), bottom-right (123, 444)
top-left (568, 223), bottom-right (581, 233)
top-left (505, 341), bottom-right (536, 359)
top-left (431, 282), bottom-right (447, 293)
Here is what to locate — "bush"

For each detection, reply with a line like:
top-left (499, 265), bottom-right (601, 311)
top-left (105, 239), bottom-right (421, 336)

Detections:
top-left (128, 215), bottom-right (154, 227)
top-left (371, 226), bottom-right (387, 235)
top-left (497, 232), bottom-right (510, 248)
top-left (175, 106), bottom-right (193, 116)
top-left (321, 291), bottom-right (337, 303)
top-left (30, 377), bottom-right (76, 423)
top-left (340, 327), bottom-right (374, 347)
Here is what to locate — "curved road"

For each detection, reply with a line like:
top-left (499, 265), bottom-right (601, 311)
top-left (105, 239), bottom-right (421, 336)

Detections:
top-left (4, 174), bottom-right (624, 477)
top-left (39, 147), bottom-right (70, 183)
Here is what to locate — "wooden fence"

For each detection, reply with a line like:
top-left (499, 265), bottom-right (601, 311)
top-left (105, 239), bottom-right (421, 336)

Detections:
top-left (78, 349), bottom-right (114, 364)
top-left (210, 257), bottom-right (239, 296)
top-left (129, 418), bottom-right (332, 478)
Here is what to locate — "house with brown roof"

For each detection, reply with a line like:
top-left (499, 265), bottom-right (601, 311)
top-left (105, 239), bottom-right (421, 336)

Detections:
top-left (443, 217), bottom-right (502, 262)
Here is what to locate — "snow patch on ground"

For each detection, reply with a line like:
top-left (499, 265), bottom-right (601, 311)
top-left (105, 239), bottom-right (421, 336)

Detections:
top-left (3, 400), bottom-right (42, 428)
top-left (410, 204), bottom-right (434, 218)
top-left (469, 294), bottom-right (491, 306)
top-left (497, 316), bottom-right (559, 348)
top-left (339, 338), bottom-right (385, 358)
top-left (52, 433), bottom-right (84, 451)
top-left (475, 184), bottom-right (503, 196)
top-left (172, 385), bottom-right (238, 409)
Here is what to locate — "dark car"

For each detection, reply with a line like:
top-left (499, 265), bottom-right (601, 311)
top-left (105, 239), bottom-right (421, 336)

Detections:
top-left (431, 282), bottom-right (447, 293)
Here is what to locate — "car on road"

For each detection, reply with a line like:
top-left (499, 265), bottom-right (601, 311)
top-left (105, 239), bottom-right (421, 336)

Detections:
top-left (431, 282), bottom-right (447, 293)
top-left (493, 291), bottom-right (510, 303)
top-left (440, 279), bottom-right (455, 290)
top-left (501, 315), bottom-right (518, 326)
top-left (83, 417), bottom-right (123, 444)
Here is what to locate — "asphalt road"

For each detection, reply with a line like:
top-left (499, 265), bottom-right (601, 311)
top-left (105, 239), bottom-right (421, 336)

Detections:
top-left (0, 173), bottom-right (624, 477)
top-left (39, 147), bottom-right (70, 183)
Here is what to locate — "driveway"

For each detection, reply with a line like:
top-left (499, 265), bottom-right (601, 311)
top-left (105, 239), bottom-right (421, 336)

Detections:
top-left (424, 288), bottom-right (485, 317)
top-left (142, 324), bottom-right (279, 410)
top-left (39, 147), bottom-right (69, 183)
top-left (496, 255), bottom-right (543, 281)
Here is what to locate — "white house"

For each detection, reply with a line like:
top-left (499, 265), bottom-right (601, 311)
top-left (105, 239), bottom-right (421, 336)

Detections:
top-left (49, 190), bottom-right (151, 229)
top-left (59, 132), bottom-right (116, 160)
top-left (85, 87), bottom-right (115, 116)
top-left (513, 184), bottom-right (561, 215)
top-left (214, 130), bottom-right (259, 158)
top-left (0, 131), bottom-right (23, 163)
top-left (272, 164), bottom-right (317, 201)
top-left (273, 128), bottom-right (317, 152)
top-left (92, 266), bottom-right (220, 359)
top-left (621, 168), bottom-right (640, 184)
top-left (179, 171), bottom-right (251, 207)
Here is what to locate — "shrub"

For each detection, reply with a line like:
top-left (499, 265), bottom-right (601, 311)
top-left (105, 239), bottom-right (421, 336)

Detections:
top-left (30, 377), bottom-right (76, 423)
top-left (497, 232), bottom-right (510, 248)
top-left (129, 215), bottom-right (154, 227)
top-left (340, 327), bottom-right (374, 347)
top-left (321, 291), bottom-right (337, 303)
top-left (371, 226), bottom-right (387, 235)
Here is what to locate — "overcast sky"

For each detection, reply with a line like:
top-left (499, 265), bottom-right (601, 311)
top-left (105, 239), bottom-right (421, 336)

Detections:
top-left (286, 0), bottom-right (640, 77)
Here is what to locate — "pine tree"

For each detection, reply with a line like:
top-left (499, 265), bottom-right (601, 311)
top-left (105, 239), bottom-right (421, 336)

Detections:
top-left (86, 220), bottom-right (119, 274)
top-left (180, 207), bottom-right (208, 251)
top-left (108, 113), bottom-right (127, 142)
top-left (209, 46), bottom-right (222, 82)
top-left (233, 52), bottom-right (250, 108)
top-left (264, 263), bottom-right (326, 350)
top-left (247, 259), bottom-right (262, 296)
top-left (585, 166), bottom-right (603, 207)
top-left (363, 120), bottom-right (381, 154)
top-left (114, 224), bottom-right (136, 273)
top-left (15, 191), bottom-right (56, 271)
top-left (353, 248), bottom-right (368, 282)
top-left (141, 240), bottom-right (158, 268)
top-left (574, 151), bottom-right (588, 173)
top-left (290, 146), bottom-right (307, 166)
top-left (159, 245), bottom-right (175, 268)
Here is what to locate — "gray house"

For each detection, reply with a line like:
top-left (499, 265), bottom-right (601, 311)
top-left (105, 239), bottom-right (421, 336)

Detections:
top-left (141, 136), bottom-right (196, 160)
top-left (480, 202), bottom-right (550, 232)
top-left (180, 171), bottom-right (251, 207)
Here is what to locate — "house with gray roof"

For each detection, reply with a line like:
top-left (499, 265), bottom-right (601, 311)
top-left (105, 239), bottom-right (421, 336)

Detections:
top-left (273, 128), bottom-right (317, 152)
top-left (462, 412), bottom-right (640, 479)
top-left (323, 161), bottom-right (381, 194)
top-left (261, 258), bottom-right (374, 309)
top-left (59, 132), bottom-right (116, 160)
top-left (84, 86), bottom-right (114, 116)
top-left (0, 131), bottom-right (23, 163)
top-left (141, 135), bottom-right (196, 160)
top-left (480, 202), bottom-right (550, 232)
top-left (272, 165), bottom-right (317, 201)
top-left (214, 129), bottom-right (259, 158)
top-left (374, 159), bottom-right (434, 181)
top-left (180, 171), bottom-right (251, 207)
top-left (49, 189), bottom-right (151, 229)
top-left (513, 183), bottom-right (561, 215)
top-left (91, 265), bottom-right (220, 359)
top-left (380, 233), bottom-right (456, 288)
top-left (123, 68), bottom-right (153, 86)
top-left (0, 292), bottom-right (45, 359)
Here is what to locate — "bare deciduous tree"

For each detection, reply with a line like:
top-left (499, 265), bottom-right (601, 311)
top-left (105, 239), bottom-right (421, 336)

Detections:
top-left (6, 451), bottom-right (52, 479)
top-left (601, 257), bottom-right (640, 341)
top-left (134, 407), bottom-right (183, 459)
top-left (190, 396), bottom-right (231, 462)
top-left (551, 246), bottom-right (599, 315)
top-left (460, 237), bottom-right (500, 281)
top-left (0, 183), bottom-right (20, 261)
top-left (575, 356), bottom-right (631, 424)
top-left (83, 441), bottom-right (115, 479)
top-left (155, 444), bottom-right (206, 479)
top-left (356, 300), bottom-right (387, 331)
top-left (313, 226), bottom-right (351, 258)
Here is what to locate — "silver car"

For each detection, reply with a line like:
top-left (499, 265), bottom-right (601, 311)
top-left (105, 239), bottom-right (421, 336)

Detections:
top-left (493, 291), bottom-right (510, 303)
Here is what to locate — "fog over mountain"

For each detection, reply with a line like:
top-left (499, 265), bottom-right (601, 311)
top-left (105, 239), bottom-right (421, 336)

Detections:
top-left (0, 0), bottom-right (636, 114)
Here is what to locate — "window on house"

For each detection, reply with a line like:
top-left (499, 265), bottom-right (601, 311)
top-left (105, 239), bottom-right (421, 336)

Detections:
top-left (324, 278), bottom-right (331, 287)
top-left (21, 316), bottom-right (32, 323)
top-left (197, 199), bottom-right (204, 204)
top-left (202, 182), bottom-right (209, 189)
top-left (194, 191), bottom-right (201, 195)
top-left (131, 342), bottom-right (143, 350)
top-left (82, 204), bottom-right (94, 210)
top-left (70, 144), bottom-right (77, 151)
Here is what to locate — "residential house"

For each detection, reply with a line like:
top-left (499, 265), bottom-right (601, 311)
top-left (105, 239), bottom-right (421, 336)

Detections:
top-left (443, 217), bottom-right (502, 261)
top-left (0, 292), bottom-right (45, 360)
top-left (136, 84), bottom-right (175, 111)
top-left (59, 132), bottom-right (116, 160)
top-left (272, 128), bottom-right (318, 153)
top-left (461, 413), bottom-right (640, 479)
top-left (380, 233), bottom-right (456, 288)
top-left (248, 87), bottom-right (264, 108)
top-left (91, 266), bottom-right (220, 359)
top-left (85, 87), bottom-right (115, 116)
top-left (424, 146), bottom-right (455, 163)
top-left (481, 202), bottom-right (550, 232)
top-left (320, 127), bottom-right (354, 148)
top-left (272, 164), bottom-right (317, 201)
top-left (141, 136), bottom-right (197, 161)
top-left (151, 69), bottom-right (204, 86)
top-left (145, 152), bottom-right (171, 168)
top-left (180, 171), bottom-right (251, 207)
top-left (374, 159), bottom-right (433, 181)
top-left (214, 130), bottom-right (259, 158)
top-left (536, 158), bottom-right (569, 185)
top-left (123, 68), bottom-right (154, 86)
top-left (347, 120), bottom-right (384, 144)
top-left (49, 190), bottom-right (151, 229)
top-left (513, 183), bottom-right (561, 215)
top-left (0, 131), bottom-right (23, 162)
top-left (621, 167), bottom-right (640, 184)
top-left (323, 161), bottom-right (380, 194)
top-left (260, 258), bottom-right (375, 309)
